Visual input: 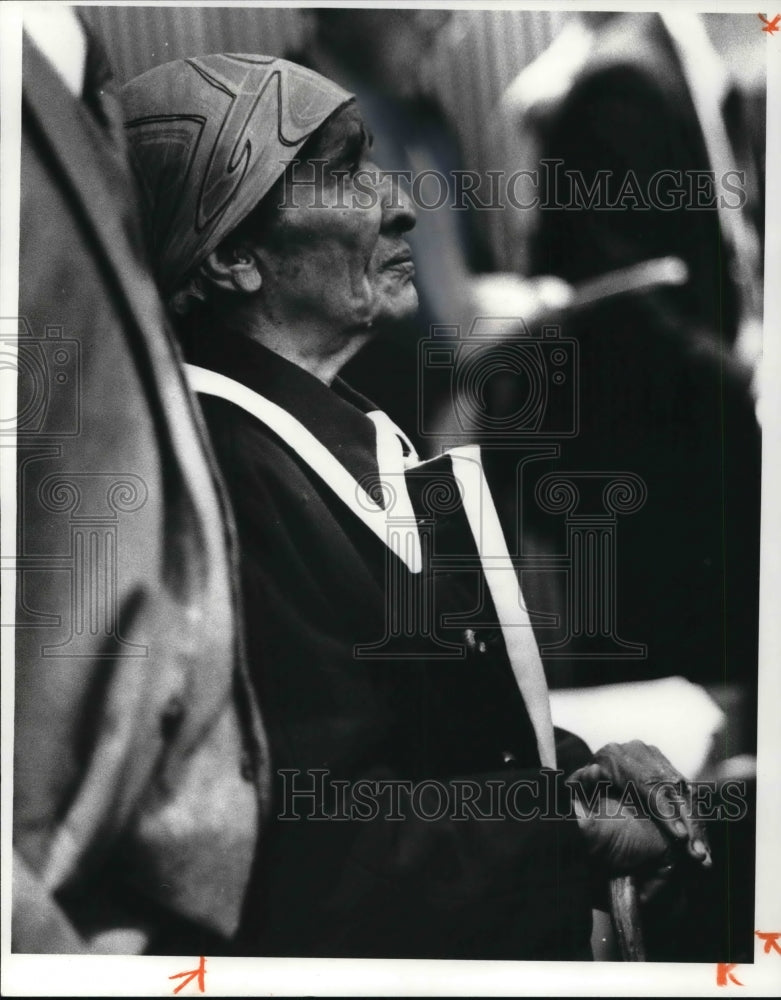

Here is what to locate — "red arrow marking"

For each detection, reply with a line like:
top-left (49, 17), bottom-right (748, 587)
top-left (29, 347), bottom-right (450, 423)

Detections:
top-left (169, 955), bottom-right (207, 994)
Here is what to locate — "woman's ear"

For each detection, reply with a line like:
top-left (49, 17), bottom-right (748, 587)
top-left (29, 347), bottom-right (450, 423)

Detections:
top-left (200, 246), bottom-right (263, 295)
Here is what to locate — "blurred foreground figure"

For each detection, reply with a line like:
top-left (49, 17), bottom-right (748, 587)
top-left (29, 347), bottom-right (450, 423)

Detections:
top-left (13, 11), bottom-right (269, 954)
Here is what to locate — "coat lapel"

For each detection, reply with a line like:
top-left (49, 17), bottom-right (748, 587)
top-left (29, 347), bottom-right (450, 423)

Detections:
top-left (185, 363), bottom-right (424, 574)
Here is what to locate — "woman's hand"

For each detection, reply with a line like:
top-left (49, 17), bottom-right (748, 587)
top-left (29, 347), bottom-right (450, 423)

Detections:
top-left (566, 740), bottom-right (711, 897)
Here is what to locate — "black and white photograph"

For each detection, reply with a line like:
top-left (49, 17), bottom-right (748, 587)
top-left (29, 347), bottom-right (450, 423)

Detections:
top-left (1, 2), bottom-right (779, 995)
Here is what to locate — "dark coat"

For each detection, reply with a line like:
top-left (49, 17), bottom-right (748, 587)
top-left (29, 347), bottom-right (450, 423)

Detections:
top-left (188, 334), bottom-right (594, 960)
top-left (13, 32), bottom-right (270, 954)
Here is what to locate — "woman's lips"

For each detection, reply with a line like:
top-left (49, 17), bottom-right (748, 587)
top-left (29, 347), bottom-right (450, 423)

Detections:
top-left (382, 250), bottom-right (415, 274)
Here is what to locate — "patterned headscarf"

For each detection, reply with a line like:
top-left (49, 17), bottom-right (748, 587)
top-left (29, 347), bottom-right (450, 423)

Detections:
top-left (123, 54), bottom-right (353, 294)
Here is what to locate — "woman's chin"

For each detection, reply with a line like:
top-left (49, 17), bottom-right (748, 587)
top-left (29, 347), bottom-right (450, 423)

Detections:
top-left (374, 285), bottom-right (420, 326)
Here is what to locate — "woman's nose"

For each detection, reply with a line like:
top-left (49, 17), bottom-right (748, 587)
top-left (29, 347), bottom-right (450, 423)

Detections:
top-left (379, 171), bottom-right (416, 233)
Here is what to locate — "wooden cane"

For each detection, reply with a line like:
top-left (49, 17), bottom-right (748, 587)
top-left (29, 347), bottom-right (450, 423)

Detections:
top-left (609, 875), bottom-right (646, 961)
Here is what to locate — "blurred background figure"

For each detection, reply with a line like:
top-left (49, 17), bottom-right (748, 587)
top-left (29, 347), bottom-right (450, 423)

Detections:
top-left (286, 7), bottom-right (573, 453)
top-left (501, 11), bottom-right (764, 371)
top-left (497, 10), bottom-right (763, 962)
top-left (497, 8), bottom-right (762, 696)
top-left (14, 7), bottom-right (268, 955)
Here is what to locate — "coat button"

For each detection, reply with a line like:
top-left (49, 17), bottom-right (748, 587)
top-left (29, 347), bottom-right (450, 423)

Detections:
top-left (501, 750), bottom-right (517, 765)
top-left (464, 628), bottom-right (490, 654)
top-left (160, 696), bottom-right (184, 740)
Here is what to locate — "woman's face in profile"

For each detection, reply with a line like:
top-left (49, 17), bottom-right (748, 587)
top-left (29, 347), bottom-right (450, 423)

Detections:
top-left (252, 103), bottom-right (419, 334)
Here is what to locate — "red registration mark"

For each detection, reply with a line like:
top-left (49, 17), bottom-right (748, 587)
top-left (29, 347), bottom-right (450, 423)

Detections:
top-left (169, 955), bottom-right (207, 994)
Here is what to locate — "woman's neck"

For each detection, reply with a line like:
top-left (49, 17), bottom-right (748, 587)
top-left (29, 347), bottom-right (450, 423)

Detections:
top-left (215, 306), bottom-right (374, 386)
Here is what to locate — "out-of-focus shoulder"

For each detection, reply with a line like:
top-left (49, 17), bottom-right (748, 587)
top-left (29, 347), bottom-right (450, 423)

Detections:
top-left (500, 21), bottom-right (594, 123)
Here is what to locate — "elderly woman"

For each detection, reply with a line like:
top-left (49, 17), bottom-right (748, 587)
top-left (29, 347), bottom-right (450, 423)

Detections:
top-left (122, 55), bottom-right (709, 960)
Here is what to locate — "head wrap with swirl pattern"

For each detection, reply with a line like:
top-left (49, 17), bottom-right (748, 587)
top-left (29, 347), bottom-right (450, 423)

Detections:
top-left (123, 54), bottom-right (353, 294)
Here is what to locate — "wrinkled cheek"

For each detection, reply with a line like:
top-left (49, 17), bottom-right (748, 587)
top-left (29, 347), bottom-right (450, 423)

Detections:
top-left (302, 243), bottom-right (375, 325)
top-left (338, 245), bottom-right (382, 318)
top-left (347, 226), bottom-right (381, 295)
top-left (277, 207), bottom-right (381, 322)
top-left (348, 266), bottom-right (376, 317)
